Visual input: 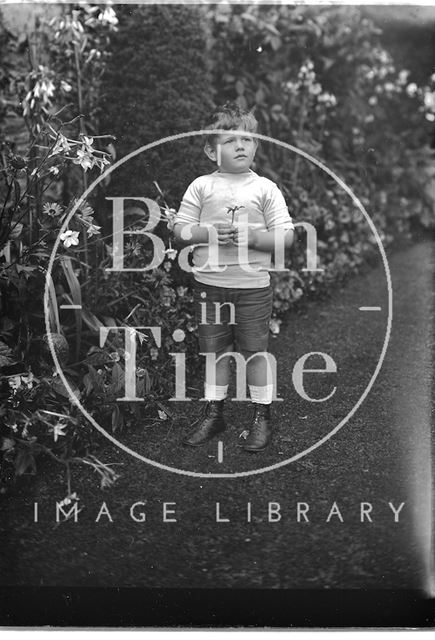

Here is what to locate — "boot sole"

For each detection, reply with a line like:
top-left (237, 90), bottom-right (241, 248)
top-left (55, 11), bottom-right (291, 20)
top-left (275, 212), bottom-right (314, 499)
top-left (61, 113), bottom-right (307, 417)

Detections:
top-left (242, 444), bottom-right (268, 452)
top-left (182, 428), bottom-right (226, 447)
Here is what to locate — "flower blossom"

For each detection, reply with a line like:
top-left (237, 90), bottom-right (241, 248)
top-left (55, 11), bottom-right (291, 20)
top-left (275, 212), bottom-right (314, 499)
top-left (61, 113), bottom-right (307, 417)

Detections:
top-left (49, 134), bottom-right (72, 157)
top-left (86, 222), bottom-right (102, 238)
top-left (60, 230), bottom-right (80, 248)
top-left (73, 147), bottom-right (95, 171)
top-left (165, 247), bottom-right (177, 260)
top-left (43, 202), bottom-right (63, 217)
top-left (406, 83), bottom-right (418, 97)
top-left (8, 376), bottom-right (21, 391)
top-left (98, 7), bottom-right (118, 26)
top-left (53, 421), bottom-right (67, 442)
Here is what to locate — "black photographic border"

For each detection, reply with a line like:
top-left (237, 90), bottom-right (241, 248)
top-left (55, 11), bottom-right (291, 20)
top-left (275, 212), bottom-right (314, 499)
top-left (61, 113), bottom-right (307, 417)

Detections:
top-left (1, 587), bottom-right (435, 628)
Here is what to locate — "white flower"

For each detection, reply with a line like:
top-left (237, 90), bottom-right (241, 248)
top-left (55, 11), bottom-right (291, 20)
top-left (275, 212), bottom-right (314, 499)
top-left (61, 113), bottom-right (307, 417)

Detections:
top-left (368, 96), bottom-right (378, 106)
top-left (318, 92), bottom-right (337, 107)
top-left (8, 376), bottom-right (21, 391)
top-left (424, 91), bottom-right (435, 112)
top-left (49, 135), bottom-right (72, 157)
top-left (60, 80), bottom-right (73, 93)
top-left (53, 421), bottom-right (67, 442)
top-left (49, 166), bottom-right (60, 176)
top-left (163, 207), bottom-right (177, 231)
top-left (86, 222), bottom-right (101, 237)
top-left (33, 78), bottom-right (55, 104)
top-left (21, 372), bottom-right (34, 389)
top-left (309, 83), bottom-right (322, 96)
top-left (98, 7), bottom-right (118, 26)
top-left (81, 135), bottom-right (94, 151)
top-left (406, 83), bottom-right (418, 97)
top-left (165, 248), bottom-right (177, 260)
top-left (60, 230), bottom-right (80, 248)
top-left (269, 318), bottom-right (281, 335)
top-left (72, 148), bottom-right (95, 171)
top-left (398, 70), bottom-right (410, 85)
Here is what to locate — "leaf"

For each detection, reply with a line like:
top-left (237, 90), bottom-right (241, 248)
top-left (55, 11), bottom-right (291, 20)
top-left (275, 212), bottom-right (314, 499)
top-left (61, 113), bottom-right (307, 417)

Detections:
top-left (255, 88), bottom-right (265, 104)
top-left (84, 350), bottom-right (111, 366)
top-left (81, 308), bottom-right (104, 333)
top-left (0, 341), bottom-right (13, 356)
top-left (1, 437), bottom-right (15, 451)
top-left (241, 12), bottom-right (258, 24)
top-left (12, 178), bottom-right (21, 211)
top-left (0, 355), bottom-right (15, 367)
top-left (136, 377), bottom-right (145, 397)
top-left (157, 409), bottom-right (168, 421)
top-left (106, 142), bottom-right (116, 160)
top-left (144, 369), bottom-right (151, 395)
top-left (156, 400), bottom-right (173, 419)
top-left (0, 341), bottom-right (16, 367)
top-left (264, 23), bottom-right (281, 36)
top-left (111, 405), bottom-right (124, 433)
top-left (87, 365), bottom-right (105, 393)
top-left (9, 223), bottom-right (23, 240)
top-left (16, 264), bottom-right (37, 276)
top-left (14, 449), bottom-right (36, 476)
top-left (111, 362), bottom-right (124, 393)
top-left (101, 316), bottom-right (117, 327)
top-left (60, 256), bottom-right (82, 359)
top-left (46, 273), bottom-right (61, 335)
top-left (235, 80), bottom-right (244, 96)
top-left (51, 376), bottom-right (80, 400)
top-left (82, 372), bottom-right (93, 396)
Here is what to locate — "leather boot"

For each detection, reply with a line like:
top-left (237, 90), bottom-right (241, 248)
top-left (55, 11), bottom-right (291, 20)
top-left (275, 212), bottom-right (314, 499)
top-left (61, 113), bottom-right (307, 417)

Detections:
top-left (182, 400), bottom-right (226, 447)
top-left (242, 403), bottom-right (272, 452)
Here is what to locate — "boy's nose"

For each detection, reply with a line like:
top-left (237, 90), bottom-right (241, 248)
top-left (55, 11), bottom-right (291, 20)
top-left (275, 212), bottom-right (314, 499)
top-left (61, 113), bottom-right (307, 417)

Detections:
top-left (235, 138), bottom-right (245, 149)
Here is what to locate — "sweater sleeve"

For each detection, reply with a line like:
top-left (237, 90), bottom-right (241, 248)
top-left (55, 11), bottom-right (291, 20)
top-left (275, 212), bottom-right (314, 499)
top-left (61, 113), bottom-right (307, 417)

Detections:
top-left (262, 181), bottom-right (294, 231)
top-left (174, 177), bottom-right (203, 225)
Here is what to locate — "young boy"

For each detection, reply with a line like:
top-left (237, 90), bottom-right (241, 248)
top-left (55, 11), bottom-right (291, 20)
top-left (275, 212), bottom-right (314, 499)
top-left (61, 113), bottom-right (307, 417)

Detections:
top-left (173, 103), bottom-right (294, 452)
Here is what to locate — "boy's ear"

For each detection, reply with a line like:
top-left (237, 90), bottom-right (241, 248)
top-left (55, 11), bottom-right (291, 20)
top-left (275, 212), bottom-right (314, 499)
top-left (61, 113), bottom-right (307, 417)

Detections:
top-left (204, 143), bottom-right (217, 162)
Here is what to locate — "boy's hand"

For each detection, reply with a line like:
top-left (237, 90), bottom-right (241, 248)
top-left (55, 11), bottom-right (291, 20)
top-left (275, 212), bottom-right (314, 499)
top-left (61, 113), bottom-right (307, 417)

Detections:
top-left (233, 225), bottom-right (257, 248)
top-left (213, 222), bottom-right (236, 246)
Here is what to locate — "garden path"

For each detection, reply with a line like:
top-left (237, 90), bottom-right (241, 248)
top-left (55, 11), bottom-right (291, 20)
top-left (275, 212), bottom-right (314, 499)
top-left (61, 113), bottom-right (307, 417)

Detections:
top-left (0, 240), bottom-right (433, 597)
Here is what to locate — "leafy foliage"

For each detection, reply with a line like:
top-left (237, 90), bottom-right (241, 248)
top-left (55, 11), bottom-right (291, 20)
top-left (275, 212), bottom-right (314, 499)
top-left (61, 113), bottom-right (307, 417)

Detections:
top-left (0, 3), bottom-right (434, 496)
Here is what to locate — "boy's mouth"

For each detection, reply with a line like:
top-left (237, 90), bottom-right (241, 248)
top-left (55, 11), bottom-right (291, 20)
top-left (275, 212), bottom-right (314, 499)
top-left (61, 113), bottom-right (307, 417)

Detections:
top-left (234, 155), bottom-right (247, 159)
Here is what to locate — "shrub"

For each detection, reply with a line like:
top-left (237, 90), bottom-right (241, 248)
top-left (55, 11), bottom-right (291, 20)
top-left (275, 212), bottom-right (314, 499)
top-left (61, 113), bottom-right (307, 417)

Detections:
top-left (206, 3), bottom-right (434, 314)
top-left (99, 4), bottom-right (215, 205)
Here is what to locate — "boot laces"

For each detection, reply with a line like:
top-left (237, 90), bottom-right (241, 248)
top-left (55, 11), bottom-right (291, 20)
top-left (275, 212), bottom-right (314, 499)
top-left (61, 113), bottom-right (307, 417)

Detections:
top-left (250, 405), bottom-right (270, 434)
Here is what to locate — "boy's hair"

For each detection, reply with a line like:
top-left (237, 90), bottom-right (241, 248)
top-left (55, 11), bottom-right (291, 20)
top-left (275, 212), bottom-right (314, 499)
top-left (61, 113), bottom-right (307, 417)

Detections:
top-left (204, 102), bottom-right (258, 147)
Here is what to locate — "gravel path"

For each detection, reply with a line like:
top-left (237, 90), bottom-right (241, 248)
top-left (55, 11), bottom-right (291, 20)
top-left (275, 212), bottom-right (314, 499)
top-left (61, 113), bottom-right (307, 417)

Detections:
top-left (0, 241), bottom-right (434, 598)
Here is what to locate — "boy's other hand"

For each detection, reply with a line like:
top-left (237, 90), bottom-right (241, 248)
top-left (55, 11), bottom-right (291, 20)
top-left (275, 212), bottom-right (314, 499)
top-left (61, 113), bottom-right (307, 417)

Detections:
top-left (233, 225), bottom-right (257, 248)
top-left (213, 222), bottom-right (236, 246)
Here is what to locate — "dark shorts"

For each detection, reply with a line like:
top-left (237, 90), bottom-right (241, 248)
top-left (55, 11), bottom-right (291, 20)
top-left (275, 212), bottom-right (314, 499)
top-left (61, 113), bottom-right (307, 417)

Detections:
top-left (193, 281), bottom-right (273, 354)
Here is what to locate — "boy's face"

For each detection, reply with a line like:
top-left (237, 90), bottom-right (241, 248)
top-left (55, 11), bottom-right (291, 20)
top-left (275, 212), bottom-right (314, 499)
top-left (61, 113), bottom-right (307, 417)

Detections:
top-left (205, 131), bottom-right (258, 173)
